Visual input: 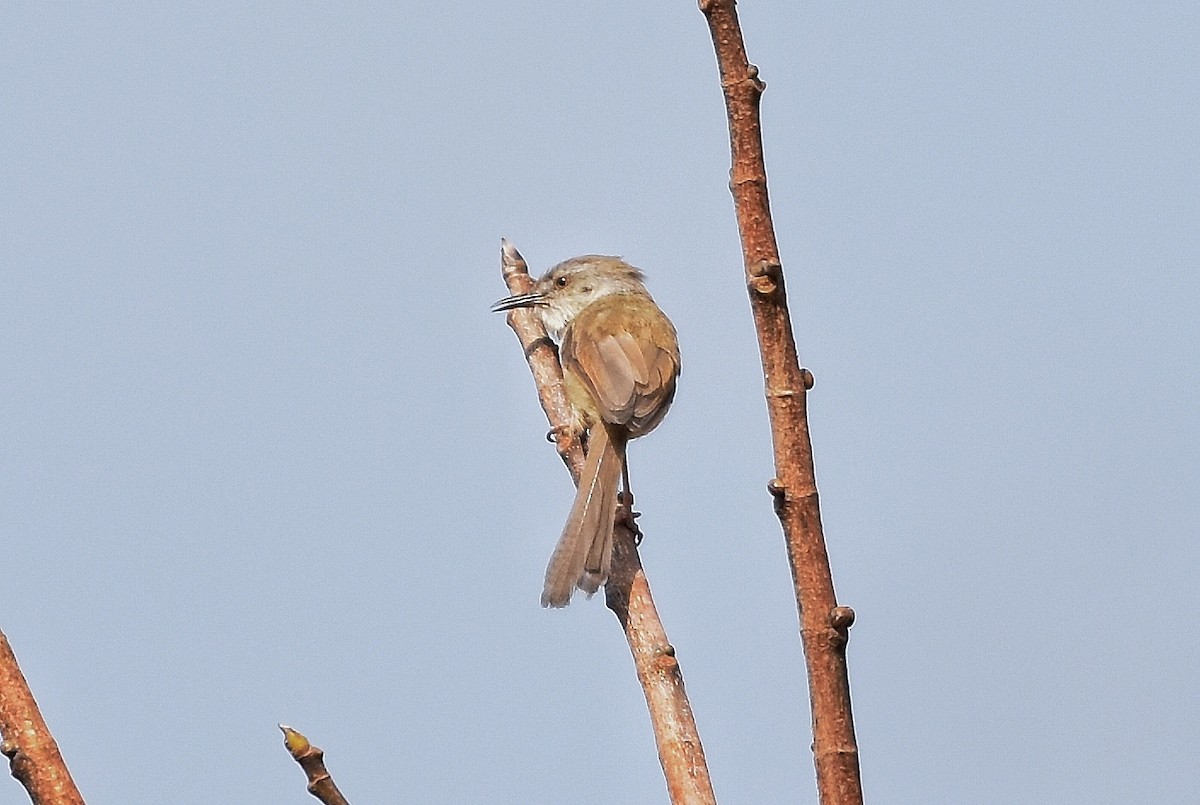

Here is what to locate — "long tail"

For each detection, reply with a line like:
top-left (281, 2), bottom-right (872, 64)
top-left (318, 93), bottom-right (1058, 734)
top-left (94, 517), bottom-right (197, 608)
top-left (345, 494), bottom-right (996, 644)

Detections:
top-left (541, 424), bottom-right (625, 608)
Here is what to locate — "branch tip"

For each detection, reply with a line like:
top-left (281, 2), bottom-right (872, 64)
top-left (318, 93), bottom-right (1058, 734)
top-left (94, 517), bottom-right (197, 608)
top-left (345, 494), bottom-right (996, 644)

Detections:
top-left (500, 238), bottom-right (528, 277)
top-left (280, 725), bottom-right (312, 754)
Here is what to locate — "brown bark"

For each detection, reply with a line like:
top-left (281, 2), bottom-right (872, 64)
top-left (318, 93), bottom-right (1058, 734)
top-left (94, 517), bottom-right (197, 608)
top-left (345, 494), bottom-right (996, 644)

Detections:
top-left (280, 725), bottom-right (351, 805)
top-left (0, 629), bottom-right (85, 805)
top-left (497, 240), bottom-right (716, 805)
top-left (698, 2), bottom-right (864, 803)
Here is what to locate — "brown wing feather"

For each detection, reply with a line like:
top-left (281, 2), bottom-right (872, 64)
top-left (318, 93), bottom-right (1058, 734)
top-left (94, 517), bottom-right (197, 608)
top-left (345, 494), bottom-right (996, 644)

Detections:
top-left (593, 334), bottom-right (638, 419)
top-left (561, 294), bottom-right (680, 437)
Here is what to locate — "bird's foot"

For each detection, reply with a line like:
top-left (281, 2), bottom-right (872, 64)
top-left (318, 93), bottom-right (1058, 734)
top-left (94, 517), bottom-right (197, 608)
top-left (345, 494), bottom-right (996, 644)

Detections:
top-left (617, 491), bottom-right (643, 544)
top-left (545, 422), bottom-right (587, 453)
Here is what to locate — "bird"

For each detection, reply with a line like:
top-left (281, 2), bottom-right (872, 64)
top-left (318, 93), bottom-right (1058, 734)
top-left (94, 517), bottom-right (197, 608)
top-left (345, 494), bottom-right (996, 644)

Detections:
top-left (492, 255), bottom-right (681, 607)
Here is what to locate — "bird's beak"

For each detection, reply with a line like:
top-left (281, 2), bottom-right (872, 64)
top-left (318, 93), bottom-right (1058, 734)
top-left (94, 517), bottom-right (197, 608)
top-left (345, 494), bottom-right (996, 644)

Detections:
top-left (490, 291), bottom-right (547, 312)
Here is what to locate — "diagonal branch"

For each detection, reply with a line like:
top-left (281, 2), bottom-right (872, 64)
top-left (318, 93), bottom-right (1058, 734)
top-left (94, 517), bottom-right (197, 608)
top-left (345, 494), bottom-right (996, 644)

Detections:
top-left (0, 628), bottom-right (85, 805)
top-left (698, 2), bottom-right (864, 803)
top-left (497, 240), bottom-right (716, 805)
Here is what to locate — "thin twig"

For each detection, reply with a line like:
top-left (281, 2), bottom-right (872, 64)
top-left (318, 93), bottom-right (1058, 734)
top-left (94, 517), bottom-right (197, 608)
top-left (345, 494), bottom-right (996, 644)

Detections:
top-left (280, 725), bottom-right (351, 805)
top-left (497, 240), bottom-right (716, 805)
top-left (698, 2), bottom-right (864, 803)
top-left (0, 628), bottom-right (85, 805)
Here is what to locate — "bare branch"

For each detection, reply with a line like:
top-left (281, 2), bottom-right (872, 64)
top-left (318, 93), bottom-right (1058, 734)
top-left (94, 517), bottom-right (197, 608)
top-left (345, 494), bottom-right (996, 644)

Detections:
top-left (280, 725), bottom-right (351, 805)
top-left (497, 240), bottom-right (716, 805)
top-left (0, 628), bottom-right (85, 805)
top-left (699, 2), bottom-right (865, 803)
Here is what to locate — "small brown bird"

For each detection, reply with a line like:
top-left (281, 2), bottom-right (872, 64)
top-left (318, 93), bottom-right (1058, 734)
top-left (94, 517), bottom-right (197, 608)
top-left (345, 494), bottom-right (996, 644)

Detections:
top-left (492, 256), bottom-right (681, 607)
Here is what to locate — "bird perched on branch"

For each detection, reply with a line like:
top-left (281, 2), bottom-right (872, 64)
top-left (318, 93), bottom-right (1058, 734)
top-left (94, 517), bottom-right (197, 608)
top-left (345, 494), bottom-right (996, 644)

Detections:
top-left (493, 255), bottom-right (681, 607)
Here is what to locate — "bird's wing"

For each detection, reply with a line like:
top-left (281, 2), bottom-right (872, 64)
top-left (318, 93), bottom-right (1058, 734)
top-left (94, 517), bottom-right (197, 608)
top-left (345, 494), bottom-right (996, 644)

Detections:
top-left (561, 295), bottom-right (680, 436)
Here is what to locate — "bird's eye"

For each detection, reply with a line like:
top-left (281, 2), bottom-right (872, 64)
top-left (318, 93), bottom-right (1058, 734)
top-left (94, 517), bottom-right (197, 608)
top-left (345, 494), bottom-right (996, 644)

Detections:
top-left (555, 275), bottom-right (568, 287)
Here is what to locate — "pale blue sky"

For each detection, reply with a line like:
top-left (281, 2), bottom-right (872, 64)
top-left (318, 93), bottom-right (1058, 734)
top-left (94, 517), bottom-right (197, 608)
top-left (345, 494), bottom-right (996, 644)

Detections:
top-left (3, 3), bottom-right (1197, 803)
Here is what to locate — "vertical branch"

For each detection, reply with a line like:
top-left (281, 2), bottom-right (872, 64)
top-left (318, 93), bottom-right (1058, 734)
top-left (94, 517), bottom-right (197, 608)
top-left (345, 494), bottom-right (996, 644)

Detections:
top-left (698, 2), bottom-right (864, 804)
top-left (0, 629), bottom-right (85, 805)
top-left (497, 241), bottom-right (716, 805)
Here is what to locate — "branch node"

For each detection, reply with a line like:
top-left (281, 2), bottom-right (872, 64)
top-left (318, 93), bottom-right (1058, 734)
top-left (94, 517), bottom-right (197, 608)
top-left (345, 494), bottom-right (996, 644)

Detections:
top-left (800, 367), bottom-right (815, 389)
top-left (830, 606), bottom-right (855, 630)
top-left (746, 63), bottom-right (766, 93)
top-left (724, 66), bottom-right (766, 96)
top-left (767, 478), bottom-right (786, 498)
top-left (748, 260), bottom-right (780, 295)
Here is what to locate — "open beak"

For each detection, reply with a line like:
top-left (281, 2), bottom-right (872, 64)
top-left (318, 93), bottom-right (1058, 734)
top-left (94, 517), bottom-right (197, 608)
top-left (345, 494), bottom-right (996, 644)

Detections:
top-left (490, 291), bottom-right (547, 312)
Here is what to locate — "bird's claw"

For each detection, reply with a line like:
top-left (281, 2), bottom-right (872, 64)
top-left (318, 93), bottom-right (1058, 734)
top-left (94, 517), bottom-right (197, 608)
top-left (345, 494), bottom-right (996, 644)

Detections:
top-left (545, 424), bottom-right (587, 452)
top-left (617, 491), bottom-right (644, 544)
